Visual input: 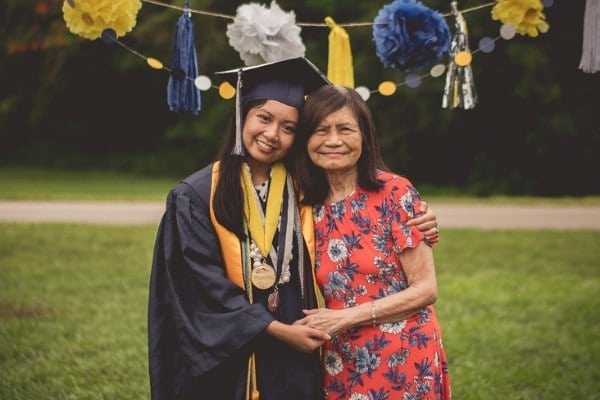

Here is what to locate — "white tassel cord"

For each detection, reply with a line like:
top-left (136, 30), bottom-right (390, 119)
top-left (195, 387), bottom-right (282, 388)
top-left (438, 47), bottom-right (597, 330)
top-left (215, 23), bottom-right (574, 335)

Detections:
top-left (579, 0), bottom-right (600, 73)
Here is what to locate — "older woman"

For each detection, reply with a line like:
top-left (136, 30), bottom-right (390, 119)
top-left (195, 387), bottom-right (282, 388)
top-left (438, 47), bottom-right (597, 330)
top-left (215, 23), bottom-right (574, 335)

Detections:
top-left (294, 85), bottom-right (451, 400)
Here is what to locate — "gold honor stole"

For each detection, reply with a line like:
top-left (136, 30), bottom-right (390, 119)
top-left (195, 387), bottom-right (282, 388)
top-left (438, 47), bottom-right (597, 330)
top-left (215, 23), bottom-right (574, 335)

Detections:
top-left (208, 162), bottom-right (324, 400)
top-left (209, 161), bottom-right (317, 293)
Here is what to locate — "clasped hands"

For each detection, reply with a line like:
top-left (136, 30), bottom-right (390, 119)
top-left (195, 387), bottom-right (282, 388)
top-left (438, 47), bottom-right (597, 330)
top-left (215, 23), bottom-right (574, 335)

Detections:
top-left (295, 307), bottom-right (349, 337)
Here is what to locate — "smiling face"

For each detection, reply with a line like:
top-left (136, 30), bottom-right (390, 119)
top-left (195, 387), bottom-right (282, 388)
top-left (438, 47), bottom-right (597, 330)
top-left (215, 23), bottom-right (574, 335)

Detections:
top-left (242, 99), bottom-right (299, 175)
top-left (307, 105), bottom-right (363, 174)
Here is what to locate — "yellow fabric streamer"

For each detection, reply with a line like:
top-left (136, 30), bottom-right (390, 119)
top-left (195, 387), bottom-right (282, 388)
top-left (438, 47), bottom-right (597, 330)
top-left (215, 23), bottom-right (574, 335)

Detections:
top-left (325, 17), bottom-right (354, 88)
top-left (240, 162), bottom-right (286, 257)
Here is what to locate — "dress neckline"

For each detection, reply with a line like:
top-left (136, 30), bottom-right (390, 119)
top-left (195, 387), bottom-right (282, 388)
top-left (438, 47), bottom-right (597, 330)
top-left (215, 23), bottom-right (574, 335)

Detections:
top-left (325, 186), bottom-right (359, 206)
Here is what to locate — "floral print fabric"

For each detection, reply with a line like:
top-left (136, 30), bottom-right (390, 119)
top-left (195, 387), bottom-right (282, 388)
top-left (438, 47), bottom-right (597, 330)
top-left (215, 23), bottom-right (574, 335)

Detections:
top-left (314, 171), bottom-right (451, 400)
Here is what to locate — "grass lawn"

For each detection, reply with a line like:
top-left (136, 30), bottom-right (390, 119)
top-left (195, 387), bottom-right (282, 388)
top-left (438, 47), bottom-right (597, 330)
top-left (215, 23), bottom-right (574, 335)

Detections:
top-left (0, 223), bottom-right (599, 399)
top-left (0, 223), bottom-right (155, 399)
top-left (2, 166), bottom-right (599, 204)
top-left (0, 167), bottom-right (179, 201)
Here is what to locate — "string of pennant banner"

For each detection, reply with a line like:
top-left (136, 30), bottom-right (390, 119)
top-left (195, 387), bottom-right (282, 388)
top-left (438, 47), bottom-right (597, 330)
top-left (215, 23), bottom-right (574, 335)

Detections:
top-left (62, 0), bottom-right (556, 113)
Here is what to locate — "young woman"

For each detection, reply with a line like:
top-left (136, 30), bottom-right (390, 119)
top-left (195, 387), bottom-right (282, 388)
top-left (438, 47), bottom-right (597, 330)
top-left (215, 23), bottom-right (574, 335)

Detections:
top-left (148, 58), bottom-right (439, 400)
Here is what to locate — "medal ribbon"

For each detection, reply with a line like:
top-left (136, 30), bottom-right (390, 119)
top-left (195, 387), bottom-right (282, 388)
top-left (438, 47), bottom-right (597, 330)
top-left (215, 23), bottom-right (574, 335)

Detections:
top-left (241, 162), bottom-right (286, 258)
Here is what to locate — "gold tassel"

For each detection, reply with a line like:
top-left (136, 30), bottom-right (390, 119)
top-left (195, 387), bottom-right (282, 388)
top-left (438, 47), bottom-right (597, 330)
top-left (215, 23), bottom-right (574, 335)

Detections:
top-left (245, 354), bottom-right (260, 400)
top-left (251, 355), bottom-right (260, 400)
top-left (325, 17), bottom-right (354, 87)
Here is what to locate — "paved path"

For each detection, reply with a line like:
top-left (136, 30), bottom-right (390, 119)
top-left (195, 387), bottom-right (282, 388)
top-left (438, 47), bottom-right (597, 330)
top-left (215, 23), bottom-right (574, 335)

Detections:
top-left (0, 201), bottom-right (599, 229)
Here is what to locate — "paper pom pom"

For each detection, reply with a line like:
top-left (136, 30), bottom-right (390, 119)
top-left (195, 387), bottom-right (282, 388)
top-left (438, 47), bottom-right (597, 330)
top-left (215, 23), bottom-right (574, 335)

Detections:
top-left (226, 0), bottom-right (305, 66)
top-left (373, 0), bottom-right (451, 71)
top-left (491, 0), bottom-right (549, 37)
top-left (62, 0), bottom-right (142, 40)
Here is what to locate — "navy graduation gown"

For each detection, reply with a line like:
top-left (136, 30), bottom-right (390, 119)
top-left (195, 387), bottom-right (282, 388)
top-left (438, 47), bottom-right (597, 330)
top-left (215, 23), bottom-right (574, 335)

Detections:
top-left (148, 164), bottom-right (323, 400)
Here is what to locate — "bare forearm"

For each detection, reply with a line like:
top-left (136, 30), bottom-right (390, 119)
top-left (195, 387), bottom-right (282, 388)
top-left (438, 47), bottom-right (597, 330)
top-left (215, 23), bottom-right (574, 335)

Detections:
top-left (300, 243), bottom-right (438, 335)
top-left (343, 282), bottom-right (437, 327)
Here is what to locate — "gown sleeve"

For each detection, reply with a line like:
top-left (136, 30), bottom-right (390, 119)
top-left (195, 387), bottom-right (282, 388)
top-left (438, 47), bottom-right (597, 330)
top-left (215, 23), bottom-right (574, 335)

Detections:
top-left (148, 174), bottom-right (275, 399)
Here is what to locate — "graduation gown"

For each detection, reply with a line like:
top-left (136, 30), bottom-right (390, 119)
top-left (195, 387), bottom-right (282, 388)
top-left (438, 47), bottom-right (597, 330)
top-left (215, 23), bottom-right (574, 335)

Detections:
top-left (148, 163), bottom-right (323, 400)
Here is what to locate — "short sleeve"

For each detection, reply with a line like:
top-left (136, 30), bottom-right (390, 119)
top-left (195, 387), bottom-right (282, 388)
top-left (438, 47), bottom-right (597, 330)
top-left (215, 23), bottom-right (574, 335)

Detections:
top-left (387, 175), bottom-right (425, 254)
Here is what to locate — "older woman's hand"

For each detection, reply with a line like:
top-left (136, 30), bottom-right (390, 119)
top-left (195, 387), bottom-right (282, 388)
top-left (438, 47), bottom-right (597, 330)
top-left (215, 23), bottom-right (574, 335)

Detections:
top-left (296, 308), bottom-right (351, 337)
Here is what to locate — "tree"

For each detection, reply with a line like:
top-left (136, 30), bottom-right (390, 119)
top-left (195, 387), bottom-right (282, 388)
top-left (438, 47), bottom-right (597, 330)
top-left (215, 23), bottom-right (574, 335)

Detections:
top-left (1, 0), bottom-right (598, 194)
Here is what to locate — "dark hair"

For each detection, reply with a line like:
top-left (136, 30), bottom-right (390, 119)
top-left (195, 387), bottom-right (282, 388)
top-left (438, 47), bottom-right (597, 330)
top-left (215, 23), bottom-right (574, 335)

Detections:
top-left (292, 85), bottom-right (387, 205)
top-left (213, 100), bottom-right (266, 239)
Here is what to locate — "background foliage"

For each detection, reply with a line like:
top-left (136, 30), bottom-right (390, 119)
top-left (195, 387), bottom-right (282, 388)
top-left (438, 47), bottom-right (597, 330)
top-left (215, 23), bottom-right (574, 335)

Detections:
top-left (1, 0), bottom-right (598, 195)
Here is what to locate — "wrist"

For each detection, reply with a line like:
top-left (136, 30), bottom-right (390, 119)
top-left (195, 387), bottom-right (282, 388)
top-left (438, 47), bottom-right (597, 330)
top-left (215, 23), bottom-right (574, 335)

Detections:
top-left (370, 301), bottom-right (377, 326)
top-left (266, 320), bottom-right (288, 340)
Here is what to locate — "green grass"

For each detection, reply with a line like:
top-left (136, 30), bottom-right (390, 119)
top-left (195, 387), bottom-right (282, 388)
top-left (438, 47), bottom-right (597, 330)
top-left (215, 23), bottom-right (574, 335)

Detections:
top-left (435, 230), bottom-right (600, 400)
top-left (0, 223), bottom-right (156, 400)
top-left (0, 224), bottom-right (599, 399)
top-left (1, 166), bottom-right (599, 204)
top-left (0, 167), bottom-right (179, 201)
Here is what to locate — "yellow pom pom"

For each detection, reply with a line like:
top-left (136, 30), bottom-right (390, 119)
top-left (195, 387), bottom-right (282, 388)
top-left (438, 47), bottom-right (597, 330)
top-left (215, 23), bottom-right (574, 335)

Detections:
top-left (63, 0), bottom-right (142, 40)
top-left (491, 0), bottom-right (549, 38)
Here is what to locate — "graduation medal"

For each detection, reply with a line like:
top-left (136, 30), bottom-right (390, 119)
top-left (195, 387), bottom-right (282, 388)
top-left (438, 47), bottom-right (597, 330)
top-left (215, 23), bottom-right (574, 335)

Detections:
top-left (251, 263), bottom-right (277, 289)
top-left (267, 288), bottom-right (280, 312)
top-left (242, 163), bottom-right (287, 291)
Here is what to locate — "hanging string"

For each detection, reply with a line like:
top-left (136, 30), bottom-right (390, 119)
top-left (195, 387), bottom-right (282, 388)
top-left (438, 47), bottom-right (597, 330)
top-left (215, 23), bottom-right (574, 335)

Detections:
top-left (108, 0), bottom-right (507, 99)
top-left (141, 0), bottom-right (234, 20)
top-left (140, 0), bottom-right (495, 27)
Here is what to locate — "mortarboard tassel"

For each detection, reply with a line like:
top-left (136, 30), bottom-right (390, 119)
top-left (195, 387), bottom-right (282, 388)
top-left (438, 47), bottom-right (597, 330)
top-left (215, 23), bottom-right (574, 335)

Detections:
top-left (442, 1), bottom-right (477, 110)
top-left (232, 68), bottom-right (245, 156)
top-left (167, 2), bottom-right (201, 114)
top-left (325, 17), bottom-right (354, 87)
top-left (579, 0), bottom-right (600, 73)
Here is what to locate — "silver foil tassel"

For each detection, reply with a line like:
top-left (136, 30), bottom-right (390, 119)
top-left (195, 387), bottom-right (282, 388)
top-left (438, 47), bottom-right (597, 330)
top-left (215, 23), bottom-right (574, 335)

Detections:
top-left (442, 1), bottom-right (477, 110)
top-left (231, 68), bottom-right (245, 156)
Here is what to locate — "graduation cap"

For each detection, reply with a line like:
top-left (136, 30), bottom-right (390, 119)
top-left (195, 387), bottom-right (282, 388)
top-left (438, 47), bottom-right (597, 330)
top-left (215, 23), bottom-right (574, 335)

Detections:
top-left (215, 57), bottom-right (330, 155)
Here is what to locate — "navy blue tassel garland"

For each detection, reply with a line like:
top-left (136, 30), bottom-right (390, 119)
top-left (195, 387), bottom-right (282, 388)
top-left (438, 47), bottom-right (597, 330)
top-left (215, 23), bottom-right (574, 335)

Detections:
top-left (167, 2), bottom-right (200, 114)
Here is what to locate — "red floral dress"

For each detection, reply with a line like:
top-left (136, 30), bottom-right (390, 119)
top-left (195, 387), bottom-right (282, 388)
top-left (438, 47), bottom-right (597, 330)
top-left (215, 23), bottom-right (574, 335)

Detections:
top-left (313, 171), bottom-right (451, 400)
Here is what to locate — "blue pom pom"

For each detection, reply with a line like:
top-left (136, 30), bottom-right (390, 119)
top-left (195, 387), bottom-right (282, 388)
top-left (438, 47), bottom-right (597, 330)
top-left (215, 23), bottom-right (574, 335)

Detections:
top-left (373, 0), bottom-right (451, 71)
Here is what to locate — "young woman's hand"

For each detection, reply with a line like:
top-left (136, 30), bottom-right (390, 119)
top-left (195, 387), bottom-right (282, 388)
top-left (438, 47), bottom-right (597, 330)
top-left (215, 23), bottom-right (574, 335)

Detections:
top-left (266, 321), bottom-right (330, 353)
top-left (408, 201), bottom-right (440, 246)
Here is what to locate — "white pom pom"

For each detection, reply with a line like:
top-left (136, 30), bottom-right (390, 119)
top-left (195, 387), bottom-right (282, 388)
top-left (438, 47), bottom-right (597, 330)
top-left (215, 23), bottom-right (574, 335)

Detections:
top-left (226, 1), bottom-right (306, 66)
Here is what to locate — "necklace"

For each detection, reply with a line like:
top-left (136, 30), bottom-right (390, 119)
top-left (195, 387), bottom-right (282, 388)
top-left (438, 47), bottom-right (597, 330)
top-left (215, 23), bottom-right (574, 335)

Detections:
top-left (327, 186), bottom-right (356, 203)
top-left (248, 179), bottom-right (295, 311)
top-left (242, 163), bottom-right (300, 312)
top-left (249, 240), bottom-right (292, 311)
top-left (241, 163), bottom-right (286, 291)
top-left (249, 241), bottom-right (279, 289)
